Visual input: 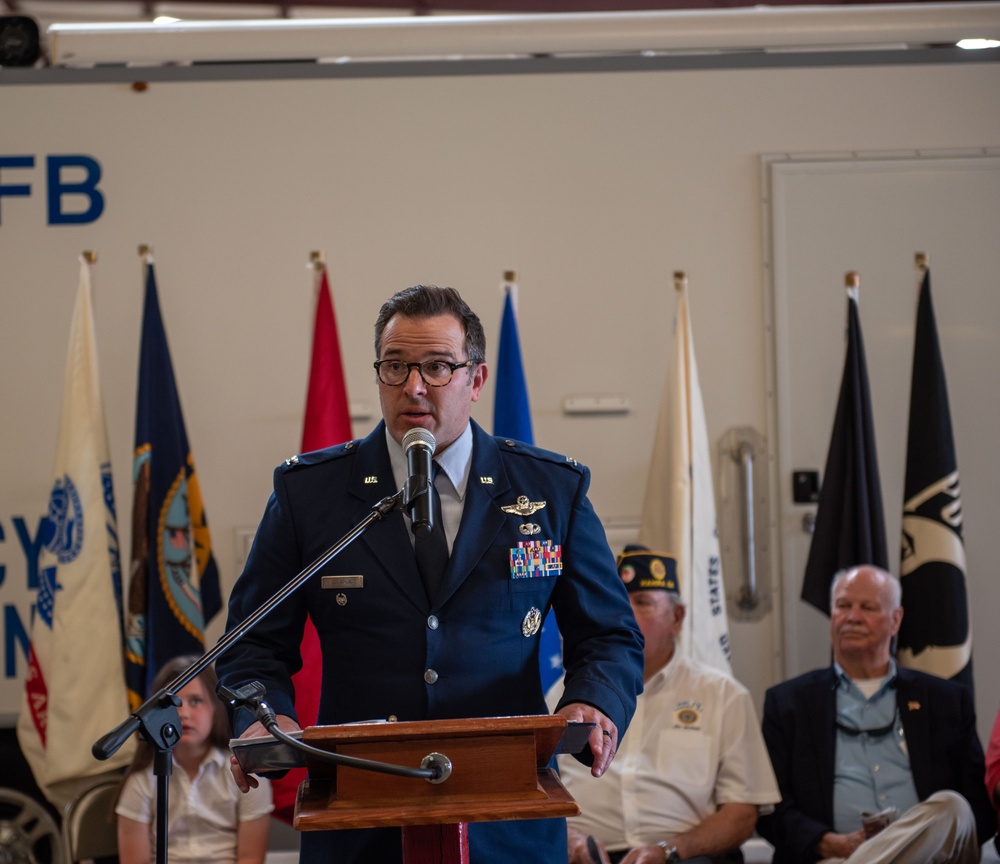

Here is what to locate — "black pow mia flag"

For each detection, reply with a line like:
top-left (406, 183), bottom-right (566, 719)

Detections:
top-left (897, 267), bottom-right (973, 694)
top-left (801, 288), bottom-right (889, 616)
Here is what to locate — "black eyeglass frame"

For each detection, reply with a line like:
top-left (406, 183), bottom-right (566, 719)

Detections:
top-left (373, 359), bottom-right (477, 387)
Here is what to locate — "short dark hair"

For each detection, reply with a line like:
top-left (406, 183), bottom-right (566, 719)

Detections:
top-left (374, 285), bottom-right (486, 365)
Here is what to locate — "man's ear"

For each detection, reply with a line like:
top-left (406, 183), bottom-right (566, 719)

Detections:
top-left (673, 600), bottom-right (687, 627)
top-left (891, 606), bottom-right (904, 635)
top-left (469, 363), bottom-right (488, 402)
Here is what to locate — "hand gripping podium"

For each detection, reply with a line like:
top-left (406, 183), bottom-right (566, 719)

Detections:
top-left (292, 714), bottom-right (582, 864)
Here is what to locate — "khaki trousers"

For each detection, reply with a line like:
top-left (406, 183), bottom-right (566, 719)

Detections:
top-left (821, 791), bottom-right (980, 864)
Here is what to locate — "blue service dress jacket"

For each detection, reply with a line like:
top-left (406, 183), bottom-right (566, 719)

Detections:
top-left (757, 665), bottom-right (996, 864)
top-left (216, 419), bottom-right (645, 864)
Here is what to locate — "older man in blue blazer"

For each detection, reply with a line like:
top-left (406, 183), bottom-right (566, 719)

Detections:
top-left (759, 565), bottom-right (994, 864)
top-left (217, 285), bottom-right (644, 864)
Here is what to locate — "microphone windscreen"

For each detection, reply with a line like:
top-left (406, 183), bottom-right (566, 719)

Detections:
top-left (402, 427), bottom-right (436, 455)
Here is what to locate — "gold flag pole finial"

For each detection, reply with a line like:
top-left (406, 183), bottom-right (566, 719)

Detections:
top-left (138, 244), bottom-right (152, 258)
top-left (503, 270), bottom-right (518, 283)
top-left (673, 271), bottom-right (687, 292)
top-left (845, 271), bottom-right (860, 290)
top-left (310, 250), bottom-right (325, 272)
top-left (915, 252), bottom-right (929, 272)
top-left (82, 250), bottom-right (97, 264)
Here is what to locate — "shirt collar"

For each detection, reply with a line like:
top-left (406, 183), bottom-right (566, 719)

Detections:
top-left (385, 422), bottom-right (473, 499)
top-left (833, 658), bottom-right (898, 695)
top-left (172, 745), bottom-right (228, 773)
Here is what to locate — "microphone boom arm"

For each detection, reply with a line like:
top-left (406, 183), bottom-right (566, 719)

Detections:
top-left (94, 488), bottom-right (406, 762)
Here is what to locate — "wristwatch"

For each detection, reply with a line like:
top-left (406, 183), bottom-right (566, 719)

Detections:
top-left (656, 840), bottom-right (681, 863)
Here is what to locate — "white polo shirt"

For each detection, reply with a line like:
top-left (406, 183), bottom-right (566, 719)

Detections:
top-left (549, 652), bottom-right (779, 853)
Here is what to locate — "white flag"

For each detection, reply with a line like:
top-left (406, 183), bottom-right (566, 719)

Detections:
top-left (17, 256), bottom-right (134, 807)
top-left (638, 278), bottom-right (731, 674)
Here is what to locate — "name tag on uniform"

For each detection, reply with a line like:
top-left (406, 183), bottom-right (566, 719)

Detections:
top-left (321, 575), bottom-right (364, 590)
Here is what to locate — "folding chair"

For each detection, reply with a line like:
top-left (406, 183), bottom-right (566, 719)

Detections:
top-left (60, 776), bottom-right (119, 863)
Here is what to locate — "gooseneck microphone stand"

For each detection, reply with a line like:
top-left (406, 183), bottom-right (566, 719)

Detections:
top-left (93, 478), bottom-right (439, 864)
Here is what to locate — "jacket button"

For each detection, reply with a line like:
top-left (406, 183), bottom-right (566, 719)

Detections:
top-left (427, 615), bottom-right (439, 630)
top-left (424, 668), bottom-right (439, 684)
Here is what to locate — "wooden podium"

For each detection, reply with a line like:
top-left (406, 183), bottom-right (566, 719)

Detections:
top-left (292, 714), bottom-right (582, 864)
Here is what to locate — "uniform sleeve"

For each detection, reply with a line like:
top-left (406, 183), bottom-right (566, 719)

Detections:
top-left (115, 770), bottom-right (153, 825)
top-left (548, 463), bottom-right (645, 752)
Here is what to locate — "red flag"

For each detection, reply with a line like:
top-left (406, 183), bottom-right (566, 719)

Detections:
top-left (271, 261), bottom-right (352, 822)
top-left (301, 265), bottom-right (352, 452)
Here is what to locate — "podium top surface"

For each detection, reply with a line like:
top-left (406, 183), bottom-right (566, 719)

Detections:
top-left (232, 714), bottom-right (593, 777)
top-left (303, 714), bottom-right (572, 764)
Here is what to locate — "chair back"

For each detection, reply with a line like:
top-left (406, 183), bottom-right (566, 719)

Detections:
top-left (61, 776), bottom-right (120, 862)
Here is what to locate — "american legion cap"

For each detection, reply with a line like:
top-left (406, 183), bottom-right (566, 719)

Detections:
top-left (615, 544), bottom-right (679, 595)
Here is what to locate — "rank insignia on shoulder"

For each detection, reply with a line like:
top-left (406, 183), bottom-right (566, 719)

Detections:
top-left (565, 455), bottom-right (578, 466)
top-left (501, 495), bottom-right (547, 517)
top-left (284, 454), bottom-right (300, 466)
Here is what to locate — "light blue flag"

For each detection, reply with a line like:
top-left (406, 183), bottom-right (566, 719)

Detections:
top-left (493, 279), bottom-right (563, 693)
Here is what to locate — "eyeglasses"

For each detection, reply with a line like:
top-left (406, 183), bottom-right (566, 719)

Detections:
top-left (374, 359), bottom-right (476, 387)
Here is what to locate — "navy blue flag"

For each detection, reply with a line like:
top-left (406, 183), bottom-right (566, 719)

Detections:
top-left (124, 257), bottom-right (221, 708)
top-left (493, 276), bottom-right (562, 692)
top-left (897, 264), bottom-right (973, 692)
top-left (801, 286), bottom-right (888, 615)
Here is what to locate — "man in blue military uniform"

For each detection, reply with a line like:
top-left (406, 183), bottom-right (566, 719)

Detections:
top-left (217, 284), bottom-right (644, 864)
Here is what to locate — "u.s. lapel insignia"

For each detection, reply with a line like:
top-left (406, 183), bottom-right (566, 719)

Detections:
top-left (364, 475), bottom-right (378, 484)
top-left (501, 495), bottom-right (547, 517)
top-left (907, 700), bottom-right (921, 712)
top-left (519, 523), bottom-right (541, 536)
top-left (522, 607), bottom-right (542, 637)
top-left (480, 476), bottom-right (494, 485)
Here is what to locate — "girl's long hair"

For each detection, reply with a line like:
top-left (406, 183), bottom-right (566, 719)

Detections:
top-left (117, 656), bottom-right (232, 799)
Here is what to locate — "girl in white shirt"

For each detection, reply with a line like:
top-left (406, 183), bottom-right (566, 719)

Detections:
top-left (116, 657), bottom-right (273, 864)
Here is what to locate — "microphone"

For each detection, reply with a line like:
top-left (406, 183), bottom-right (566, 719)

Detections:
top-left (402, 428), bottom-right (436, 538)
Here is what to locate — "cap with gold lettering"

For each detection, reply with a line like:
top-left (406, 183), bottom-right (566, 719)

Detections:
top-left (615, 544), bottom-right (679, 595)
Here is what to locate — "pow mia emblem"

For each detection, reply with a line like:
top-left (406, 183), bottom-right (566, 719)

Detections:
top-left (501, 496), bottom-right (547, 517)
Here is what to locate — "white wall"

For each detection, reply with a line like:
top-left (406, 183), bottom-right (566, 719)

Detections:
top-left (1, 53), bottom-right (998, 743)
